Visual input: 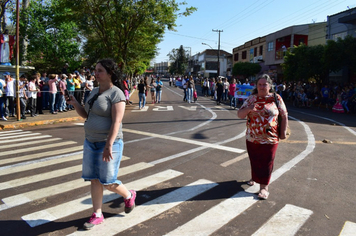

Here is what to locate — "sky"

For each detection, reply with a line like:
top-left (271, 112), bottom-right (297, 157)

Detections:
top-left (153, 0), bottom-right (356, 64)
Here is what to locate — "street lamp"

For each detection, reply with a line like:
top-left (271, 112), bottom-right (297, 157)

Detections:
top-left (202, 42), bottom-right (213, 49)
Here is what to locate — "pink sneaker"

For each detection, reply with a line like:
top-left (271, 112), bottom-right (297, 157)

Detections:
top-left (124, 190), bottom-right (136, 213)
top-left (83, 213), bottom-right (104, 230)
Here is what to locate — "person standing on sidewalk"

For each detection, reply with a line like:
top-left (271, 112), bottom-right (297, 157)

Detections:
top-left (4, 72), bottom-right (15, 117)
top-left (66, 58), bottom-right (136, 230)
top-left (137, 78), bottom-right (146, 109)
top-left (48, 74), bottom-right (58, 114)
top-left (18, 74), bottom-right (28, 119)
top-left (155, 77), bottom-right (163, 103)
top-left (0, 76), bottom-right (7, 120)
top-left (27, 75), bottom-right (39, 117)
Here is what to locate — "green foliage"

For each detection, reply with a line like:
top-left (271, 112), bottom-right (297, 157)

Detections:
top-left (282, 44), bottom-right (327, 84)
top-left (283, 36), bottom-right (356, 84)
top-left (18, 0), bottom-right (81, 72)
top-left (59, 0), bottom-right (196, 77)
top-left (168, 45), bottom-right (189, 75)
top-left (232, 62), bottom-right (261, 78)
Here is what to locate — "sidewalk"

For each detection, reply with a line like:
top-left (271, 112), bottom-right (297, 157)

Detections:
top-left (0, 109), bottom-right (84, 130)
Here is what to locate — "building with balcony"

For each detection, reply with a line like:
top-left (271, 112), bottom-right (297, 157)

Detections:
top-left (188, 49), bottom-right (232, 78)
top-left (232, 22), bottom-right (327, 81)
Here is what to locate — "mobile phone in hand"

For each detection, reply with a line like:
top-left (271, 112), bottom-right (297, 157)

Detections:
top-left (65, 90), bottom-right (71, 101)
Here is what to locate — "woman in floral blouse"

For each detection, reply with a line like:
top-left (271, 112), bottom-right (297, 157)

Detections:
top-left (237, 74), bottom-right (288, 200)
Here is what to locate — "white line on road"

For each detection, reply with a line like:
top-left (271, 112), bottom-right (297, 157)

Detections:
top-left (0, 165), bottom-right (82, 191)
top-left (339, 221), bottom-right (356, 236)
top-left (296, 111), bottom-right (356, 136)
top-left (22, 169), bottom-right (183, 227)
top-left (220, 152), bottom-right (249, 167)
top-left (123, 128), bottom-right (245, 154)
top-left (0, 147), bottom-right (83, 167)
top-left (0, 135), bottom-right (53, 144)
top-left (0, 131), bottom-right (32, 137)
top-left (165, 191), bottom-right (257, 236)
top-left (0, 138), bottom-right (62, 150)
top-left (0, 129), bottom-right (23, 134)
top-left (269, 115), bottom-right (315, 184)
top-left (0, 162), bottom-right (152, 210)
top-left (131, 106), bottom-right (149, 112)
top-left (0, 141), bottom-right (77, 157)
top-left (0, 132), bottom-right (41, 140)
top-left (252, 204), bottom-right (313, 236)
top-left (0, 154), bottom-right (83, 176)
top-left (68, 179), bottom-right (218, 236)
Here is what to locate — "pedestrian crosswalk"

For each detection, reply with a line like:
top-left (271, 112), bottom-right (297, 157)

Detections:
top-left (0, 130), bottom-right (354, 236)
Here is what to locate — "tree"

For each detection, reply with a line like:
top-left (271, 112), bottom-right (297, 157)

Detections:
top-left (283, 44), bottom-right (327, 84)
top-left (232, 62), bottom-right (261, 78)
top-left (18, 0), bottom-right (82, 72)
top-left (168, 45), bottom-right (189, 75)
top-left (325, 35), bottom-right (356, 76)
top-left (59, 0), bottom-right (196, 77)
top-left (0, 0), bottom-right (14, 33)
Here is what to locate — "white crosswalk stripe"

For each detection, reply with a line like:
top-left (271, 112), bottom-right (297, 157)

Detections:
top-left (0, 137), bottom-right (62, 150)
top-left (0, 146), bottom-right (83, 166)
top-left (339, 221), bottom-right (356, 236)
top-left (22, 169), bottom-right (183, 227)
top-left (0, 162), bottom-right (152, 211)
top-left (1, 130), bottom-right (352, 236)
top-left (252, 204), bottom-right (313, 236)
top-left (68, 179), bottom-right (218, 236)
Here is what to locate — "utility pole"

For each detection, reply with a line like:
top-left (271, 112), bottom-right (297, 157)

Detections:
top-left (212, 29), bottom-right (223, 77)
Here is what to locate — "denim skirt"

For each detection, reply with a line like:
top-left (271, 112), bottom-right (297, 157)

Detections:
top-left (82, 139), bottom-right (123, 185)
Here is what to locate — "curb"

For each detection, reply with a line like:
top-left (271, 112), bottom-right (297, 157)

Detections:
top-left (0, 116), bottom-right (85, 130)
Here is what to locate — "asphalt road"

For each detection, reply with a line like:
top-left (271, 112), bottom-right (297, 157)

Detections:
top-left (0, 79), bottom-right (355, 236)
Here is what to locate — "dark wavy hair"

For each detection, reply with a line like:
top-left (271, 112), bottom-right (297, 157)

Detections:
top-left (251, 74), bottom-right (275, 94)
top-left (96, 59), bottom-right (125, 91)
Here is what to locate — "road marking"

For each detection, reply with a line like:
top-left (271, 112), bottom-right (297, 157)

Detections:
top-left (0, 138), bottom-right (62, 150)
top-left (268, 116), bottom-right (315, 184)
top-left (165, 191), bottom-right (257, 236)
top-left (0, 154), bottom-right (129, 176)
top-left (0, 131), bottom-right (32, 137)
top-left (68, 179), bottom-right (218, 236)
top-left (152, 105), bottom-right (174, 111)
top-left (220, 152), bottom-right (249, 167)
top-left (339, 221), bottom-right (356, 236)
top-left (150, 131), bottom-right (246, 165)
top-left (0, 162), bottom-right (153, 210)
top-left (213, 106), bottom-right (229, 111)
top-left (0, 165), bottom-right (82, 191)
top-left (22, 169), bottom-right (183, 227)
top-left (296, 111), bottom-right (356, 136)
top-left (0, 154), bottom-right (83, 176)
top-left (0, 141), bottom-right (77, 157)
top-left (283, 140), bottom-right (356, 145)
top-left (0, 132), bottom-right (41, 140)
top-left (123, 128), bottom-right (245, 154)
top-left (252, 204), bottom-right (313, 236)
top-left (0, 146), bottom-right (83, 166)
top-left (0, 129), bottom-right (23, 134)
top-left (131, 106), bottom-right (149, 112)
top-left (178, 105), bottom-right (197, 111)
top-left (0, 135), bottom-right (53, 144)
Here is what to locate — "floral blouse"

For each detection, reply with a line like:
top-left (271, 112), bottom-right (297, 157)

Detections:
top-left (240, 93), bottom-right (288, 144)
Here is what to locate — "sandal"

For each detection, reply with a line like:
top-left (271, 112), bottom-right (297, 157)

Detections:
top-left (246, 179), bottom-right (255, 186)
top-left (258, 189), bottom-right (269, 200)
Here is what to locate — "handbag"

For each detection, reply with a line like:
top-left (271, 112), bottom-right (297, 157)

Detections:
top-left (273, 93), bottom-right (282, 136)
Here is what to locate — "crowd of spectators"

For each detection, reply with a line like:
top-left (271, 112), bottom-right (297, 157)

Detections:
top-left (0, 65), bottom-right (137, 121)
top-left (276, 80), bottom-right (356, 114)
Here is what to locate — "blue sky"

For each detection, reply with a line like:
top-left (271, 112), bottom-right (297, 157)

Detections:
top-left (153, 0), bottom-right (356, 63)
